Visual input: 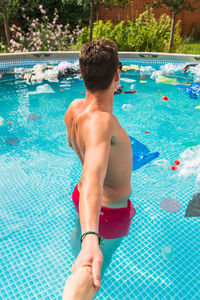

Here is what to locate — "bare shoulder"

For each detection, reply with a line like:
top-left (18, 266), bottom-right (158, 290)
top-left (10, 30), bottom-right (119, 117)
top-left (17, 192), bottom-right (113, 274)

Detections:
top-left (86, 110), bottom-right (113, 128)
top-left (64, 98), bottom-right (82, 123)
top-left (83, 111), bottom-right (114, 142)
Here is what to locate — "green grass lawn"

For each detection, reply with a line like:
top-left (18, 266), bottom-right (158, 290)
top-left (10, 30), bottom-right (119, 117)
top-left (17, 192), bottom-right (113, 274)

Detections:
top-left (178, 42), bottom-right (200, 55)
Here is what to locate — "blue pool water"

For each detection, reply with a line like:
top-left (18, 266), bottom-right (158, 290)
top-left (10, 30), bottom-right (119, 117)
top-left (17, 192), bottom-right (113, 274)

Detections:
top-left (0, 59), bottom-right (200, 299)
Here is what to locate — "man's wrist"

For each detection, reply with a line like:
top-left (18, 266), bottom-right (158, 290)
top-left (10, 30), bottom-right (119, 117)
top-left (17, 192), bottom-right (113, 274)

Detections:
top-left (81, 231), bottom-right (104, 246)
top-left (81, 234), bottom-right (99, 246)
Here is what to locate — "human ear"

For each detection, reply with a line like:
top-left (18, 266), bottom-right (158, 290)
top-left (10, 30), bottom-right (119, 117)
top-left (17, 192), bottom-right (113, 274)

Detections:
top-left (114, 69), bottom-right (120, 87)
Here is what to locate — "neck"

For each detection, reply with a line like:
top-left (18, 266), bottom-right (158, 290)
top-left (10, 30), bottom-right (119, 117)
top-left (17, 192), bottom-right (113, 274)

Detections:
top-left (84, 88), bottom-right (114, 113)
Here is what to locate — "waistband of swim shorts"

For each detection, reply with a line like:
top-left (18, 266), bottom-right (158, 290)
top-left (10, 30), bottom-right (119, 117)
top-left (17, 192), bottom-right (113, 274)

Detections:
top-left (72, 184), bottom-right (136, 239)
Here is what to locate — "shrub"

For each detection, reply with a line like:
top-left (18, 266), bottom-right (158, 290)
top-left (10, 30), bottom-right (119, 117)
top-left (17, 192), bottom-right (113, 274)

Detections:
top-left (76, 8), bottom-right (182, 52)
top-left (0, 42), bottom-right (7, 53)
top-left (3, 4), bottom-right (83, 53)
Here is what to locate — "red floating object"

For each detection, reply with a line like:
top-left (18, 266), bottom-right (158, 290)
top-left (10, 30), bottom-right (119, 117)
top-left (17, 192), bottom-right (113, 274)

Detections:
top-left (171, 165), bottom-right (177, 171)
top-left (133, 90), bottom-right (137, 93)
top-left (162, 96), bottom-right (169, 101)
top-left (158, 90), bottom-right (161, 92)
top-left (72, 81), bottom-right (75, 82)
top-left (174, 160), bottom-right (180, 165)
top-left (80, 92), bottom-right (84, 94)
top-left (145, 130), bottom-right (149, 134)
top-left (24, 77), bottom-right (27, 80)
top-left (140, 76), bottom-right (146, 79)
top-left (60, 89), bottom-right (64, 91)
top-left (7, 122), bottom-right (12, 125)
top-left (181, 89), bottom-right (183, 91)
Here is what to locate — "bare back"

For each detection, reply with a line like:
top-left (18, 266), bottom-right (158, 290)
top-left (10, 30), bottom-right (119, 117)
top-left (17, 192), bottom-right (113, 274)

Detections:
top-left (64, 98), bottom-right (132, 205)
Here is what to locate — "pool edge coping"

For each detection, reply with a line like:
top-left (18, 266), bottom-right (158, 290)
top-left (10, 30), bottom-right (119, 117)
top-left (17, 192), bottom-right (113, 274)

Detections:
top-left (0, 51), bottom-right (200, 63)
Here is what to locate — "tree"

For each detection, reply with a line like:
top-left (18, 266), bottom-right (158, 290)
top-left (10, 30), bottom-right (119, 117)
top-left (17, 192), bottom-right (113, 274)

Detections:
top-left (76, 0), bottom-right (132, 41)
top-left (0, 0), bottom-right (12, 46)
top-left (151, 0), bottom-right (200, 52)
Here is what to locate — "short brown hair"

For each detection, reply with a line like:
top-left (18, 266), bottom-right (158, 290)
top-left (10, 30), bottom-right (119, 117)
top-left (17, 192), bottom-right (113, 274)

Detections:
top-left (79, 38), bottom-right (119, 92)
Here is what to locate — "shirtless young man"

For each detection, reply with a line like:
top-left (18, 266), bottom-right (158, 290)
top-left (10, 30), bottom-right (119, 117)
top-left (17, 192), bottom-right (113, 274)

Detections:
top-left (64, 38), bottom-right (136, 298)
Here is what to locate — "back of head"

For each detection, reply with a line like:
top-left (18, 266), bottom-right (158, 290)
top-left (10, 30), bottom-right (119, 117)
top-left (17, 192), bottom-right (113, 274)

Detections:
top-left (79, 38), bottom-right (119, 92)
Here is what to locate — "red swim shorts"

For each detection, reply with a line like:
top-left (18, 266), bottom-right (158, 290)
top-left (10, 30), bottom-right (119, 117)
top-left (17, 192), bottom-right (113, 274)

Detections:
top-left (72, 184), bottom-right (136, 239)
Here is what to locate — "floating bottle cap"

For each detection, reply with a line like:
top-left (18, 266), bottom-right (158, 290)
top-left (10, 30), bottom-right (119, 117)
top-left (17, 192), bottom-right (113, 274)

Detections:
top-left (162, 96), bottom-right (169, 101)
top-left (171, 165), bottom-right (177, 170)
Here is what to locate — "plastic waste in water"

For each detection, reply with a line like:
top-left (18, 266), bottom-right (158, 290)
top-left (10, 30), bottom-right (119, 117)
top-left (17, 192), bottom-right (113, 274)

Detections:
top-left (4, 138), bottom-right (20, 145)
top-left (140, 66), bottom-right (156, 75)
top-left (160, 197), bottom-right (182, 213)
top-left (28, 84), bottom-right (55, 94)
top-left (122, 104), bottom-right (133, 111)
top-left (0, 116), bottom-right (3, 126)
top-left (28, 114), bottom-right (40, 120)
top-left (58, 61), bottom-right (71, 71)
top-left (160, 63), bottom-right (185, 74)
top-left (162, 246), bottom-right (174, 260)
top-left (177, 145), bottom-right (200, 183)
top-left (151, 159), bottom-right (170, 171)
top-left (120, 78), bottom-right (136, 83)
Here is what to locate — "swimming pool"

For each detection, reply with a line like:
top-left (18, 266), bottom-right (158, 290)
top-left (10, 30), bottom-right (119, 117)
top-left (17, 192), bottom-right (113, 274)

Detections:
top-left (0, 53), bottom-right (200, 299)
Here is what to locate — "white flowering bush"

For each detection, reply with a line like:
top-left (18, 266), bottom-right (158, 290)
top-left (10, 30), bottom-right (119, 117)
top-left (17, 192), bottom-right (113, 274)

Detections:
top-left (7, 4), bottom-right (83, 53)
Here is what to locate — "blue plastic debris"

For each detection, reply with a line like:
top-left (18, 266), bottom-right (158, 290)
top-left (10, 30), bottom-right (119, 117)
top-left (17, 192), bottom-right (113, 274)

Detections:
top-left (177, 83), bottom-right (200, 99)
top-left (129, 136), bottom-right (160, 171)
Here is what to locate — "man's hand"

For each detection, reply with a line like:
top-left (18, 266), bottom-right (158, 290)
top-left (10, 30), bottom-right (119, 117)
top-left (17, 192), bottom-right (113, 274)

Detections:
top-left (71, 235), bottom-right (103, 289)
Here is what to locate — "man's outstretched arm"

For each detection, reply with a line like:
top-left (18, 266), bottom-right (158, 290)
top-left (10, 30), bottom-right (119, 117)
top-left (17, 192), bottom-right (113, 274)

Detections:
top-left (71, 112), bottom-right (113, 289)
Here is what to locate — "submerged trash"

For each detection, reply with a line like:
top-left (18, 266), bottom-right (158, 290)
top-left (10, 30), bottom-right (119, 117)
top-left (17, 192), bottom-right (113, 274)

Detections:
top-left (185, 193), bottom-right (200, 217)
top-left (162, 246), bottom-right (174, 260)
top-left (28, 84), bottom-right (55, 94)
top-left (151, 159), bottom-right (170, 171)
top-left (160, 197), bottom-right (182, 213)
top-left (5, 138), bottom-right (20, 145)
top-left (12, 61), bottom-right (80, 83)
top-left (120, 78), bottom-right (136, 83)
top-left (155, 75), bottom-right (178, 85)
top-left (176, 145), bottom-right (200, 184)
top-left (140, 66), bottom-right (155, 76)
top-left (0, 116), bottom-right (3, 126)
top-left (129, 136), bottom-right (159, 171)
top-left (177, 83), bottom-right (200, 99)
top-left (28, 114), bottom-right (40, 120)
top-left (122, 104), bottom-right (133, 111)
